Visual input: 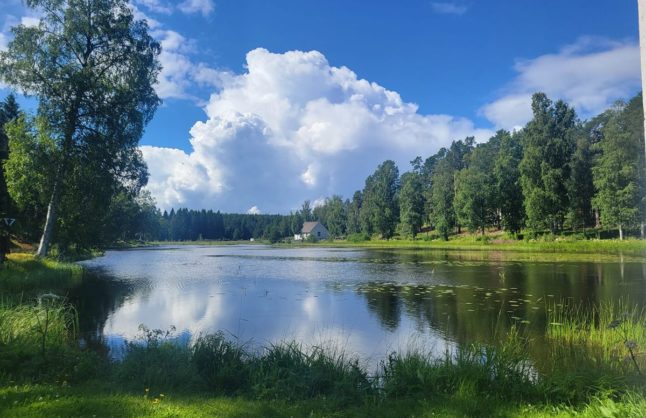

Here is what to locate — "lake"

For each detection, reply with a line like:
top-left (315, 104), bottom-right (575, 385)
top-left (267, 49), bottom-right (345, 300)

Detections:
top-left (75, 245), bottom-right (646, 366)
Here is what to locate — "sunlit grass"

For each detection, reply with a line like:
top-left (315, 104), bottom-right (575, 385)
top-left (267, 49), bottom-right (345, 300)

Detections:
top-left (317, 237), bottom-right (646, 257)
top-left (0, 254), bottom-right (82, 294)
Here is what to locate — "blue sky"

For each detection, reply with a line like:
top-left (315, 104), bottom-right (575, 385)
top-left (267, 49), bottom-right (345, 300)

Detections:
top-left (0, 1), bottom-right (642, 213)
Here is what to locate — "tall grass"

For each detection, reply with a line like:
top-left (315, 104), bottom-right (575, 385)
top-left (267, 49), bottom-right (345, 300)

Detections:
top-left (192, 332), bottom-right (249, 394)
top-left (547, 301), bottom-right (646, 374)
top-left (250, 341), bottom-right (372, 403)
top-left (380, 328), bottom-right (537, 402)
top-left (540, 300), bottom-right (646, 403)
top-left (115, 325), bottom-right (203, 393)
top-left (0, 297), bottom-right (99, 382)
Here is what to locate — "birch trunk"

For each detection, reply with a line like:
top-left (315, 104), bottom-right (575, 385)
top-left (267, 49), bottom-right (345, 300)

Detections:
top-left (36, 178), bottom-right (61, 257)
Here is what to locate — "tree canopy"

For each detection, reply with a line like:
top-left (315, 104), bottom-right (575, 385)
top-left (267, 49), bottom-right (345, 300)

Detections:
top-left (0, 0), bottom-right (161, 256)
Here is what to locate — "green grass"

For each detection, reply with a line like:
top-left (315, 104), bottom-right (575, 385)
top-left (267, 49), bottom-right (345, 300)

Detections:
top-left (1, 305), bottom-right (645, 417)
top-left (311, 236), bottom-right (646, 256)
top-left (1, 381), bottom-right (646, 417)
top-left (0, 254), bottom-right (82, 295)
top-left (148, 234), bottom-right (646, 257)
top-left (545, 301), bottom-right (646, 391)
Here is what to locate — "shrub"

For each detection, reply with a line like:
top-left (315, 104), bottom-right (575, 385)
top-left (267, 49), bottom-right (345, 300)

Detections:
top-left (250, 342), bottom-right (372, 404)
top-left (115, 325), bottom-right (201, 393)
top-left (381, 333), bottom-right (537, 402)
top-left (192, 333), bottom-right (249, 394)
top-left (347, 233), bottom-right (369, 243)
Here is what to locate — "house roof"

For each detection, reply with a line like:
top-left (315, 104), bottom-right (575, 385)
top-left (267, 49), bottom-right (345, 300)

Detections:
top-left (301, 221), bottom-right (322, 233)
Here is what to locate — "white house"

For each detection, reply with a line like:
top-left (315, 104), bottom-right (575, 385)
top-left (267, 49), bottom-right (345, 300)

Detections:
top-left (294, 221), bottom-right (329, 241)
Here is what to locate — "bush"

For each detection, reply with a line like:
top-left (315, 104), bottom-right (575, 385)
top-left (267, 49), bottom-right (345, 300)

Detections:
top-left (115, 325), bottom-right (201, 393)
top-left (250, 342), bottom-right (372, 404)
top-left (346, 233), bottom-right (369, 243)
top-left (381, 333), bottom-right (537, 402)
top-left (192, 333), bottom-right (249, 394)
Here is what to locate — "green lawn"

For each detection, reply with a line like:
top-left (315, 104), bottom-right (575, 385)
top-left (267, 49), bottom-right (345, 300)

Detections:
top-left (2, 382), bottom-right (645, 418)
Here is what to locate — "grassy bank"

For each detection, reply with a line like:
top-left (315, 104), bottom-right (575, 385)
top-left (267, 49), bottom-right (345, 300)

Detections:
top-left (1, 301), bottom-right (645, 416)
top-left (310, 236), bottom-right (646, 256)
top-left (0, 254), bottom-right (83, 295)
top-left (139, 235), bottom-right (646, 257)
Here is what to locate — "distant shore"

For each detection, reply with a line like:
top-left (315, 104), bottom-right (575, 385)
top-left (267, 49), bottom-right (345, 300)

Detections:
top-left (135, 236), bottom-right (646, 257)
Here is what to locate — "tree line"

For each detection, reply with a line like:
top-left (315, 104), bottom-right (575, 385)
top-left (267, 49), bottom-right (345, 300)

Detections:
top-left (3, 89), bottom-right (644, 248)
top-left (144, 92), bottom-right (645, 244)
top-left (305, 93), bottom-right (644, 241)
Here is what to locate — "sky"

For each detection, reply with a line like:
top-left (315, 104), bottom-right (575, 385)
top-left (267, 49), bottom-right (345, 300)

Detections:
top-left (0, 0), bottom-right (642, 214)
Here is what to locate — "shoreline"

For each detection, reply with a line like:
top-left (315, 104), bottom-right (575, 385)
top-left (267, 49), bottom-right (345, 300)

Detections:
top-left (129, 237), bottom-right (646, 259)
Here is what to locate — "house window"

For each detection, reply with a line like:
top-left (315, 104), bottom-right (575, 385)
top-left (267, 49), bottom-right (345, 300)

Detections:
top-left (317, 231), bottom-right (321, 237)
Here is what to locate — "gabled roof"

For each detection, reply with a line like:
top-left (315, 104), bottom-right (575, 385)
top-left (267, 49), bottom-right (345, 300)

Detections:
top-left (301, 221), bottom-right (322, 233)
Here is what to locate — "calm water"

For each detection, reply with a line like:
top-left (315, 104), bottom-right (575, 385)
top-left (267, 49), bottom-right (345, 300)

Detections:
top-left (74, 245), bottom-right (646, 364)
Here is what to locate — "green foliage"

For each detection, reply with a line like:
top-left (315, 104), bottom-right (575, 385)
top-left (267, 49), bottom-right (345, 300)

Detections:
top-left (567, 136), bottom-right (595, 230)
top-left (494, 130), bottom-right (525, 233)
top-left (398, 171), bottom-right (424, 237)
top-left (192, 333), bottom-right (249, 395)
top-left (346, 232), bottom-right (370, 243)
top-left (3, 116), bottom-right (57, 241)
top-left (429, 159), bottom-right (456, 239)
top-left (346, 191), bottom-right (362, 235)
top-left (251, 342), bottom-right (371, 403)
top-left (116, 325), bottom-right (202, 393)
top-left (454, 169), bottom-right (490, 235)
top-left (312, 195), bottom-right (346, 238)
top-left (593, 97), bottom-right (645, 239)
top-left (520, 93), bottom-right (577, 233)
top-left (360, 161), bottom-right (400, 239)
top-left (0, 94), bottom-right (21, 249)
top-left (0, 0), bottom-right (161, 256)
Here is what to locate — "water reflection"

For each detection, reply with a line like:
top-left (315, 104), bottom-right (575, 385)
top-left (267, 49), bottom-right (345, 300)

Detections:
top-left (74, 245), bottom-right (646, 364)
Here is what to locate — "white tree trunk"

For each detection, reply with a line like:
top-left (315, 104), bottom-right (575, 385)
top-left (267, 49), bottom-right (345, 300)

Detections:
top-left (36, 179), bottom-right (60, 257)
top-left (619, 224), bottom-right (624, 241)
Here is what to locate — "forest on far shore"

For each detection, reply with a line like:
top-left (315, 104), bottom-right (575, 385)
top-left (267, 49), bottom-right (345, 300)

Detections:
top-left (110, 91), bottom-right (645, 244)
top-left (2, 90), bottom-right (645, 249)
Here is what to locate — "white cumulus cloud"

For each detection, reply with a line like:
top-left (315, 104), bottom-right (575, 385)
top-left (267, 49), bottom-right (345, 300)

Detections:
top-left (178, 0), bottom-right (215, 16)
top-left (143, 48), bottom-right (493, 212)
top-left (481, 37), bottom-right (641, 129)
top-left (134, 0), bottom-right (214, 17)
top-left (145, 27), bottom-right (220, 101)
top-left (430, 2), bottom-right (469, 15)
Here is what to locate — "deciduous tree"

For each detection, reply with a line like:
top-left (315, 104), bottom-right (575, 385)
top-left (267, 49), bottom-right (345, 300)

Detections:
top-left (0, 0), bottom-right (161, 256)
